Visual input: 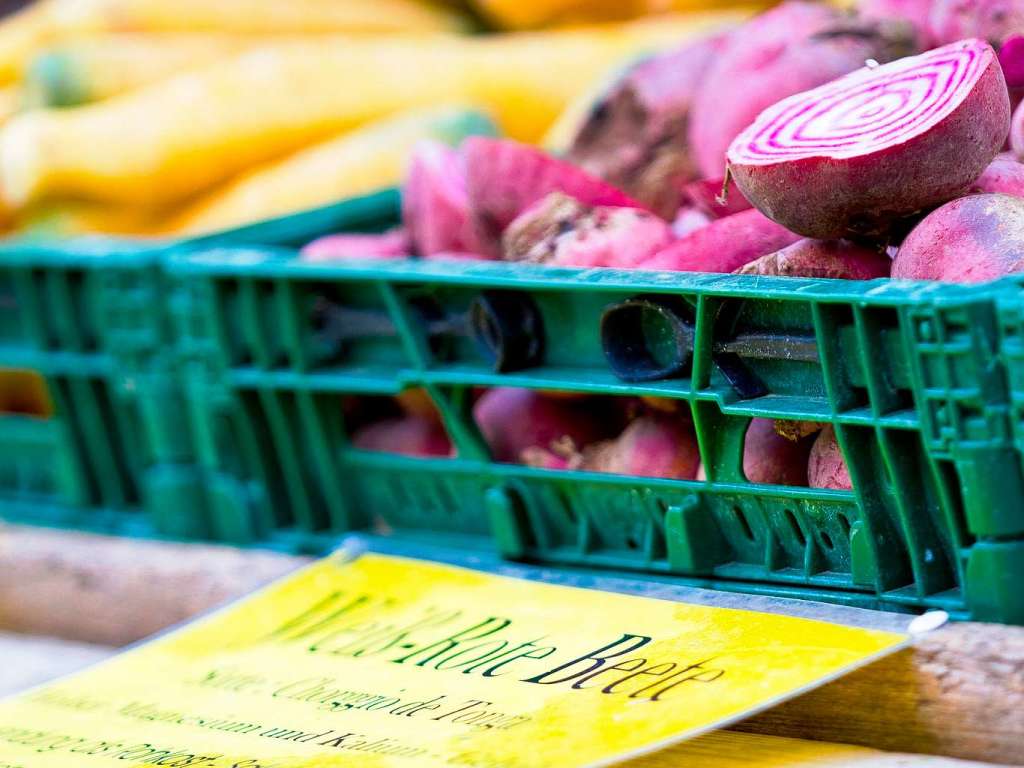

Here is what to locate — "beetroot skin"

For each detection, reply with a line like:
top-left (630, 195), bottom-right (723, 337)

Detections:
top-left (402, 140), bottom-right (485, 257)
top-left (728, 39), bottom-right (1010, 239)
top-left (689, 0), bottom-right (916, 179)
top-left (639, 208), bottom-right (801, 273)
top-left (501, 192), bottom-right (674, 268)
top-left (463, 137), bottom-right (645, 258)
top-left (736, 238), bottom-right (892, 280)
top-left (351, 415), bottom-right (453, 458)
top-left (696, 418), bottom-right (810, 485)
top-left (808, 425), bottom-right (853, 490)
top-left (473, 387), bottom-right (611, 464)
top-left (580, 414), bottom-right (700, 480)
top-left (566, 35), bottom-right (725, 219)
top-left (893, 193), bottom-right (1024, 282)
top-left (970, 153), bottom-right (1024, 196)
top-left (301, 229), bottom-right (410, 261)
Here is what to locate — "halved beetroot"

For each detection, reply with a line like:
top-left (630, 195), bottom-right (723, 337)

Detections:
top-left (727, 39), bottom-right (1010, 239)
top-left (463, 136), bottom-right (646, 257)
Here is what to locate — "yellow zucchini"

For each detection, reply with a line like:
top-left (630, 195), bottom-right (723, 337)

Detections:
top-left (173, 105), bottom-right (496, 235)
top-left (48, 0), bottom-right (471, 36)
top-left (0, 13), bottom-right (747, 208)
top-left (23, 34), bottom-right (259, 108)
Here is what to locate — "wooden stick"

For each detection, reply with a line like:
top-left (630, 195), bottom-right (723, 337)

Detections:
top-left (0, 525), bottom-right (1021, 764)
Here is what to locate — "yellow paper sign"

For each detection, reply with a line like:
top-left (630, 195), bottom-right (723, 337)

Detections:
top-left (0, 553), bottom-right (907, 768)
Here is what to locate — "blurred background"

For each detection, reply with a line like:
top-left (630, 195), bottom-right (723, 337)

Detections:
top-left (0, 0), bottom-right (765, 241)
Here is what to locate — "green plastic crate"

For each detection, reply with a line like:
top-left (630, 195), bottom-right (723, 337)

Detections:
top-left (165, 236), bottom-right (1024, 624)
top-left (0, 189), bottom-right (401, 537)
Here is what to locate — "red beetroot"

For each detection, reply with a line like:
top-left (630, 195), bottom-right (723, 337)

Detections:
top-left (473, 388), bottom-right (609, 464)
top-left (351, 415), bottom-right (453, 458)
top-left (929, 0), bottom-right (1024, 46)
top-left (808, 425), bottom-right (853, 490)
top-left (565, 35), bottom-right (725, 219)
top-left (741, 418), bottom-right (811, 486)
top-left (689, 1), bottom-right (916, 179)
top-left (727, 39), bottom-right (1010, 239)
top-left (1012, 99), bottom-right (1024, 158)
top-left (638, 208), bottom-right (801, 273)
top-left (300, 228), bottom-right (410, 261)
top-left (696, 418), bottom-right (811, 485)
top-left (857, 0), bottom-right (938, 46)
top-left (402, 140), bottom-right (484, 257)
top-left (463, 137), bottom-right (646, 258)
top-left (736, 239), bottom-right (892, 280)
top-left (501, 192), bottom-right (674, 268)
top-left (970, 153), bottom-right (1024, 196)
top-left (1000, 35), bottom-right (1024, 87)
top-left (682, 176), bottom-right (752, 219)
top-left (580, 414), bottom-right (700, 480)
top-left (892, 193), bottom-right (1024, 282)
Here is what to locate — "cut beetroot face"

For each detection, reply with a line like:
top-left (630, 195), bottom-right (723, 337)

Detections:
top-left (300, 228), bottom-right (411, 261)
top-left (463, 137), bottom-right (646, 257)
top-left (402, 140), bottom-right (485, 257)
top-left (727, 39), bottom-right (1011, 239)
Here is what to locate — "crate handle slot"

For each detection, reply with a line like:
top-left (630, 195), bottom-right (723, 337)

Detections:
top-left (469, 290), bottom-right (545, 373)
top-left (601, 295), bottom-right (695, 382)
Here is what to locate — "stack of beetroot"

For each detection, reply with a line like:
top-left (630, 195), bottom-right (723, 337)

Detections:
top-left (315, 0), bottom-right (1024, 491)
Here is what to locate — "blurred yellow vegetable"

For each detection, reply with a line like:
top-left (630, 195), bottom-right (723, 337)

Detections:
top-left (172, 105), bottom-right (496, 235)
top-left (23, 34), bottom-right (258, 108)
top-left (471, 0), bottom-right (768, 29)
top-left (0, 12), bottom-right (747, 209)
top-left (0, 0), bottom-right (469, 87)
top-left (12, 199), bottom-right (170, 237)
top-left (0, 2), bottom-right (53, 84)
top-left (47, 0), bottom-right (470, 35)
top-left (0, 85), bottom-right (20, 123)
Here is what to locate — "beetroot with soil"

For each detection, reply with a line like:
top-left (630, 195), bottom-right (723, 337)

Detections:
top-left (736, 238), bottom-right (892, 280)
top-left (463, 137), bottom-right (645, 258)
top-left (566, 35), bottom-right (726, 219)
top-left (501, 192), bottom-right (674, 268)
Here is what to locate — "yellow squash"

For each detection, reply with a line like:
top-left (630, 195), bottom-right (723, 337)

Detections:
top-left (172, 105), bottom-right (496, 234)
top-left (0, 13), bottom-right (747, 209)
top-left (47, 0), bottom-right (470, 36)
top-left (471, 0), bottom-right (769, 29)
top-left (23, 33), bottom-right (259, 108)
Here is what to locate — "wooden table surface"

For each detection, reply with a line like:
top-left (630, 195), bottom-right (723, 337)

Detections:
top-left (0, 525), bottom-right (1021, 767)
